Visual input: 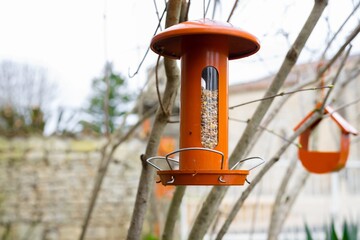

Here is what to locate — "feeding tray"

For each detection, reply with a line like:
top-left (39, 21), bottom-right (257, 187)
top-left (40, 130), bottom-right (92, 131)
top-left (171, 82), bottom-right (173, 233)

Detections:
top-left (158, 170), bottom-right (248, 186)
top-left (294, 105), bottom-right (358, 174)
top-left (147, 148), bottom-right (252, 186)
top-left (147, 19), bottom-right (260, 185)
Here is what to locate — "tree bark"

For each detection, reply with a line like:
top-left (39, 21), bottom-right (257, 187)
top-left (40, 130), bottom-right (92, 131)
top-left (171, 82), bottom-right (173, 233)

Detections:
top-left (187, 1), bottom-right (328, 239)
top-left (162, 186), bottom-right (186, 240)
top-left (126, 1), bottom-right (182, 239)
top-left (267, 156), bottom-right (299, 240)
top-left (267, 168), bottom-right (310, 240)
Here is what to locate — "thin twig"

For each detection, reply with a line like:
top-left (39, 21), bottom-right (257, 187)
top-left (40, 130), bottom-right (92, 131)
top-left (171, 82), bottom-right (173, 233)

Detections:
top-left (128, 6), bottom-right (167, 78)
top-left (330, 63), bottom-right (360, 105)
top-left (227, 0), bottom-right (239, 22)
top-left (326, 97), bottom-right (360, 118)
top-left (155, 55), bottom-right (167, 116)
top-left (320, 1), bottom-right (360, 59)
top-left (203, 0), bottom-right (205, 19)
top-left (212, 0), bottom-right (219, 19)
top-left (229, 117), bottom-right (300, 148)
top-left (153, 0), bottom-right (163, 31)
top-left (205, 0), bottom-right (211, 17)
top-left (229, 85), bottom-right (333, 110)
top-left (320, 45), bottom-right (352, 110)
top-left (317, 22), bottom-right (360, 79)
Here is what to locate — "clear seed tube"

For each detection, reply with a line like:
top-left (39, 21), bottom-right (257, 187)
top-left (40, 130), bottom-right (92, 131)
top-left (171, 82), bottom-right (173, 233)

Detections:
top-left (201, 66), bottom-right (219, 149)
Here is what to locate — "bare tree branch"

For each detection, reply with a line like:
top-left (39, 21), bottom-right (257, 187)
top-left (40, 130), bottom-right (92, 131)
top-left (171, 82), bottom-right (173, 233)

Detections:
top-left (126, 1), bottom-right (182, 239)
top-left (318, 22), bottom-right (360, 79)
top-left (267, 155), bottom-right (298, 240)
top-left (187, 1), bottom-right (328, 239)
top-left (215, 111), bottom-right (322, 240)
top-left (79, 106), bottom-right (156, 240)
top-left (242, 51), bottom-right (358, 240)
top-left (162, 186), bottom-right (186, 240)
top-left (229, 117), bottom-right (300, 147)
top-left (229, 85), bottom-right (333, 109)
top-left (154, 2), bottom-right (191, 238)
top-left (268, 163), bottom-right (310, 240)
top-left (320, 1), bottom-right (360, 59)
top-left (320, 45), bottom-right (352, 110)
top-left (155, 56), bottom-right (167, 116)
top-left (227, 0), bottom-right (240, 22)
top-left (153, 0), bottom-right (163, 31)
top-left (217, 42), bottom-right (356, 240)
top-left (128, 6), bottom-right (167, 78)
top-left (244, 21), bottom-right (360, 159)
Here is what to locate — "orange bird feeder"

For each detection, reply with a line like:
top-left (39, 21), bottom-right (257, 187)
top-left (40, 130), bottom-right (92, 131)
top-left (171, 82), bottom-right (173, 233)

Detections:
top-left (294, 105), bottom-right (358, 174)
top-left (146, 19), bottom-right (260, 186)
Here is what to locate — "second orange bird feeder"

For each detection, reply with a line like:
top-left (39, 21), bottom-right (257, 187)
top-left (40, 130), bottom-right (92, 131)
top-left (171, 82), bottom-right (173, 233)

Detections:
top-left (294, 105), bottom-right (358, 174)
top-left (147, 19), bottom-right (261, 185)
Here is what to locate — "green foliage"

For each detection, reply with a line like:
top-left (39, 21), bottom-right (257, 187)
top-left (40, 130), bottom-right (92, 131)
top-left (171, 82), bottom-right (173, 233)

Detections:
top-left (342, 220), bottom-right (358, 240)
top-left (142, 233), bottom-right (159, 240)
top-left (305, 218), bottom-right (358, 240)
top-left (330, 220), bottom-right (338, 240)
top-left (80, 62), bottom-right (133, 135)
top-left (0, 106), bottom-right (45, 137)
top-left (305, 221), bottom-right (313, 240)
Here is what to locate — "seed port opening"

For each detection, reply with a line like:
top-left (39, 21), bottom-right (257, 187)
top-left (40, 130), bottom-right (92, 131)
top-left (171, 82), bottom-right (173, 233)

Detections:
top-left (201, 66), bottom-right (219, 149)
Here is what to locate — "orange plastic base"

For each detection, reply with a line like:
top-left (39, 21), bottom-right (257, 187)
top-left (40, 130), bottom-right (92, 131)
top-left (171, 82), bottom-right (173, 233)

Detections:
top-left (299, 151), bottom-right (344, 174)
top-left (157, 170), bottom-right (249, 186)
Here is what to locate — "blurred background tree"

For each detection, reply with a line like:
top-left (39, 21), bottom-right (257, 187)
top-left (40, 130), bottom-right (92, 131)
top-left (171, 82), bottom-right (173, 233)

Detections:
top-left (79, 62), bottom-right (134, 135)
top-left (0, 60), bottom-right (56, 136)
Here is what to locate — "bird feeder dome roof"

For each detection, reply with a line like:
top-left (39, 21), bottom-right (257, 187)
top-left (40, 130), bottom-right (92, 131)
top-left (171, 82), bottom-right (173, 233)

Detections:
top-left (151, 18), bottom-right (260, 60)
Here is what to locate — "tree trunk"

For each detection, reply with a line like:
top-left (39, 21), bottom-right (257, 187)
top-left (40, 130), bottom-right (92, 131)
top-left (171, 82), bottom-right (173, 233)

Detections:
top-left (267, 169), bottom-right (310, 240)
top-left (162, 186), bottom-right (186, 240)
top-left (267, 156), bottom-right (299, 240)
top-left (126, 1), bottom-right (182, 239)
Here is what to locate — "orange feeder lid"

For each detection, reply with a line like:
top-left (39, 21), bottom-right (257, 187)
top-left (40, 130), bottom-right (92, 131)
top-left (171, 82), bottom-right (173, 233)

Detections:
top-left (150, 18), bottom-right (260, 60)
top-left (294, 105), bottom-right (358, 174)
top-left (148, 19), bottom-right (261, 185)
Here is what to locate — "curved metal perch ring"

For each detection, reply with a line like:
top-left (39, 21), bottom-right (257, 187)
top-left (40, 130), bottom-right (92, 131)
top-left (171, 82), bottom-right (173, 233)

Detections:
top-left (146, 148), bottom-right (265, 184)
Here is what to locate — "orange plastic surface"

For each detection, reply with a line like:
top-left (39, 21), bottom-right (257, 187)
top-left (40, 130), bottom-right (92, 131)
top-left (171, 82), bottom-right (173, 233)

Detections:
top-left (150, 18), bottom-right (260, 60)
top-left (179, 36), bottom-right (229, 171)
top-left (157, 170), bottom-right (249, 186)
top-left (294, 105), bottom-right (358, 174)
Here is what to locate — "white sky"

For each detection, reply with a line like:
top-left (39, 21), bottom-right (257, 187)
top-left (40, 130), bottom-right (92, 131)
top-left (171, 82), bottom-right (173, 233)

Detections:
top-left (0, 0), bottom-right (359, 116)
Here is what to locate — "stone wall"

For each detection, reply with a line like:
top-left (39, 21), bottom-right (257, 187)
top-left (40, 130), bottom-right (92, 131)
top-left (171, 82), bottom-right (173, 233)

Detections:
top-left (0, 136), bottom-right (144, 240)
